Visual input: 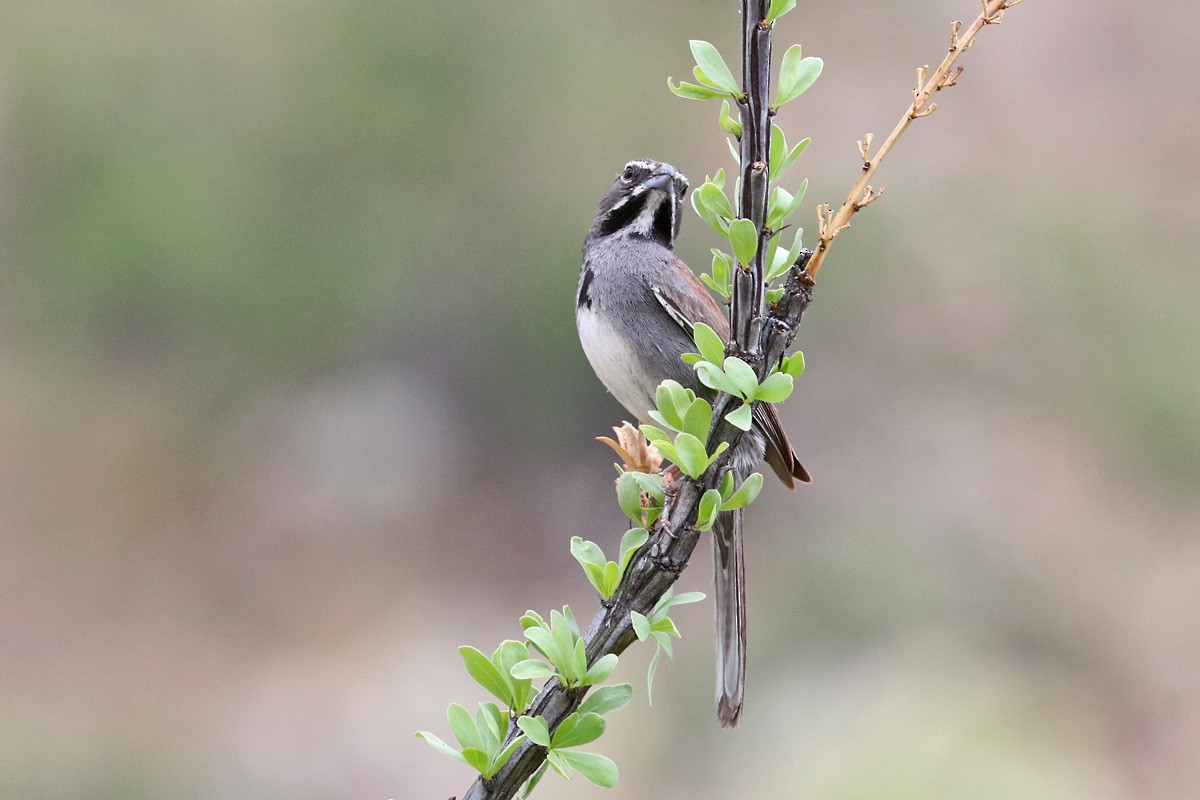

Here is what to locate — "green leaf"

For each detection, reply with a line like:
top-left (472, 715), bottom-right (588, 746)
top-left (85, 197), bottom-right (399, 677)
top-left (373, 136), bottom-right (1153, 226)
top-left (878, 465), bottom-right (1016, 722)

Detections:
top-left (646, 647), bottom-right (661, 705)
top-left (578, 683), bottom-right (634, 716)
top-left (718, 99), bottom-right (742, 137)
top-left (415, 730), bottom-right (467, 765)
top-left (652, 389), bottom-right (679, 431)
top-left (459, 646), bottom-right (511, 707)
top-left (767, 230), bottom-right (806, 282)
top-left (727, 136), bottom-right (741, 165)
top-left (692, 322), bottom-right (726, 366)
top-left (583, 653), bottom-right (619, 685)
top-left (696, 488), bottom-right (722, 531)
top-left (784, 351), bottom-right (806, 378)
top-left (726, 402), bottom-right (753, 430)
top-left (697, 181), bottom-right (736, 222)
top-left (723, 356), bottom-right (761, 398)
top-left (475, 703), bottom-right (502, 754)
top-left (550, 611), bottom-right (576, 673)
top-left (520, 610), bottom-right (544, 630)
top-left (486, 736), bottom-right (526, 779)
top-left (557, 750), bottom-right (618, 789)
top-left (651, 616), bottom-right (682, 638)
top-left (630, 610), bottom-right (650, 640)
top-left (692, 185), bottom-right (730, 238)
top-left (668, 77), bottom-right (728, 100)
top-left (719, 469), bottom-right (735, 499)
top-left (728, 218), bottom-right (758, 266)
top-left (661, 590), bottom-right (706, 609)
top-left (711, 249), bottom-right (732, 290)
top-left (681, 398), bottom-right (714, 441)
top-left (618, 527), bottom-right (649, 572)
top-left (653, 630), bottom-right (675, 659)
top-left (461, 747), bottom-right (490, 775)
top-left (776, 47), bottom-right (823, 108)
top-left (627, 472), bottom-right (666, 500)
top-left (755, 371), bottom-right (794, 403)
top-left (672, 432), bottom-right (709, 479)
top-left (778, 137), bottom-right (811, 179)
top-left (522, 762), bottom-right (550, 798)
top-left (765, 0), bottom-right (797, 23)
top-left (523, 626), bottom-right (560, 665)
top-left (695, 361), bottom-right (742, 396)
top-left (639, 424), bottom-right (671, 445)
top-left (569, 536), bottom-right (605, 567)
top-left (448, 703), bottom-right (481, 752)
top-left (769, 124), bottom-right (787, 177)
top-left (510, 659), bottom-right (556, 680)
top-left (516, 715), bottom-right (551, 748)
top-left (601, 561), bottom-right (619, 597)
top-left (497, 641), bottom-right (534, 710)
top-left (552, 712), bottom-right (606, 748)
top-left (722, 472), bottom-right (764, 510)
top-left (546, 749), bottom-right (571, 780)
top-left (689, 40), bottom-right (740, 94)
top-left (616, 472), bottom-right (644, 524)
top-left (700, 273), bottom-right (730, 298)
top-left (570, 637), bottom-right (589, 685)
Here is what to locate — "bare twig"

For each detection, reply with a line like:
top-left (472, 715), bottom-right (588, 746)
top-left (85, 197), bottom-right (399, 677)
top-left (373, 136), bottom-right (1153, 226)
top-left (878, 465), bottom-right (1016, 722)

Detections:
top-left (803, 0), bottom-right (1023, 280)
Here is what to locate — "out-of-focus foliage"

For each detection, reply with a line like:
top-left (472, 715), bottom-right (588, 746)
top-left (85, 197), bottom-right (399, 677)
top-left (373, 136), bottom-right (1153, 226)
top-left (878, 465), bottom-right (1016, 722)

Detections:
top-left (1, 1), bottom-right (1198, 799)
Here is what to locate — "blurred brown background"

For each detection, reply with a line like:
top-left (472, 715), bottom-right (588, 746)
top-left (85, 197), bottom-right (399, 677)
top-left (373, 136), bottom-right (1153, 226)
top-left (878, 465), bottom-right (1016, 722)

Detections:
top-left (2, 1), bottom-right (1198, 798)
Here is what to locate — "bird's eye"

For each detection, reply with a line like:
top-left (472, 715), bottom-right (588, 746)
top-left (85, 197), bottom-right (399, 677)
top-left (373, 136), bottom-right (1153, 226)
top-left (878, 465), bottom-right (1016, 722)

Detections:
top-left (621, 166), bottom-right (635, 182)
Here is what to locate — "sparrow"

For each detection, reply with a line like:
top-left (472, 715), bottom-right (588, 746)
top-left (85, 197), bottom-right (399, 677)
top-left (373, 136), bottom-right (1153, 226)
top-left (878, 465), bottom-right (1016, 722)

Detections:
top-left (576, 158), bottom-right (810, 727)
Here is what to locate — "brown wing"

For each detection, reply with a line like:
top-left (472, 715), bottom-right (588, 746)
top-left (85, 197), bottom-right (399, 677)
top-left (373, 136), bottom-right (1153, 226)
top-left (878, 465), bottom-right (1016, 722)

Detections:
top-left (651, 259), bottom-right (730, 338)
top-left (654, 260), bottom-right (811, 489)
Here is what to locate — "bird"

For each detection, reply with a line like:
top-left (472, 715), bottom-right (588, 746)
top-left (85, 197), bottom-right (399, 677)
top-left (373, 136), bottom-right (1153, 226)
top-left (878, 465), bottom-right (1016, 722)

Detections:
top-left (575, 158), bottom-right (810, 727)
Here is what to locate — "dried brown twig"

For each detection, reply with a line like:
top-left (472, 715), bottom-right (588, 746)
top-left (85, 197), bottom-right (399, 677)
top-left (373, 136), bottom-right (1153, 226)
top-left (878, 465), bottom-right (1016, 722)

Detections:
top-left (804, 0), bottom-right (1024, 280)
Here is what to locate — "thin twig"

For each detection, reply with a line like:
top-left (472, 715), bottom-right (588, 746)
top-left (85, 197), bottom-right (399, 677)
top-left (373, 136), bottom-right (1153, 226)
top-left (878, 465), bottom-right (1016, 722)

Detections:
top-left (803, 0), bottom-right (1022, 280)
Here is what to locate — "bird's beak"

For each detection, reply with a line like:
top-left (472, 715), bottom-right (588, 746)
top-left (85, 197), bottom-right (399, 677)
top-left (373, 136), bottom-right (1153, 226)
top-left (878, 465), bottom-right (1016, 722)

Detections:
top-left (643, 165), bottom-right (679, 192)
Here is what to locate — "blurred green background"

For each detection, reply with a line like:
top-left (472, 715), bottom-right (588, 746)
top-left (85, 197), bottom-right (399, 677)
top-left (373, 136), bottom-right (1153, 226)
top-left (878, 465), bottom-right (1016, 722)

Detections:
top-left (2, 1), bottom-right (1198, 798)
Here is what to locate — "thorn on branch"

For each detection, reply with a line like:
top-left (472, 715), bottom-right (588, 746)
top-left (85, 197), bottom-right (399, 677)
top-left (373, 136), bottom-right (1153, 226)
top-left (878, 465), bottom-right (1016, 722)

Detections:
top-left (949, 20), bottom-right (961, 51)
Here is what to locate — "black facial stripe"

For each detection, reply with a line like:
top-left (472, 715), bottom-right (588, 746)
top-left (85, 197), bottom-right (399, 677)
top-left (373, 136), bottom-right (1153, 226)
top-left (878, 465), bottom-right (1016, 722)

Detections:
top-left (650, 199), bottom-right (674, 246)
top-left (597, 192), bottom-right (646, 237)
top-left (577, 266), bottom-right (595, 309)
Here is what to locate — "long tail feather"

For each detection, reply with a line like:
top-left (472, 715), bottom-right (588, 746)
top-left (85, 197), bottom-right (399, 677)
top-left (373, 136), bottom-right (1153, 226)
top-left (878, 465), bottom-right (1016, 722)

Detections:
top-left (713, 503), bottom-right (747, 727)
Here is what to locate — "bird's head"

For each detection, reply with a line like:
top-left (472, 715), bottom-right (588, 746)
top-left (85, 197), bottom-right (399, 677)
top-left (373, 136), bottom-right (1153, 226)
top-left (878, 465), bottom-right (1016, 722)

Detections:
top-left (588, 159), bottom-right (690, 250)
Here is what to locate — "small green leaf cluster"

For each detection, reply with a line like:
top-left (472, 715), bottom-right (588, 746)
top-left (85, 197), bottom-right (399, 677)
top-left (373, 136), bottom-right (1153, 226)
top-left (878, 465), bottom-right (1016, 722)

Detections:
top-left (629, 588), bottom-right (706, 702)
top-left (681, 323), bottom-right (800, 430)
top-left (417, 702), bottom-right (525, 780)
top-left (668, 27), bottom-right (821, 309)
top-left (668, 40), bottom-right (744, 101)
top-left (459, 641), bottom-right (537, 713)
top-left (615, 469), bottom-right (665, 528)
top-left (640, 380), bottom-right (729, 480)
top-left (695, 469), bottom-right (766, 532)
top-left (776, 44), bottom-right (823, 110)
top-left (570, 527), bottom-right (648, 600)
top-left (517, 696), bottom-right (625, 791)
top-left (514, 608), bottom-right (618, 689)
